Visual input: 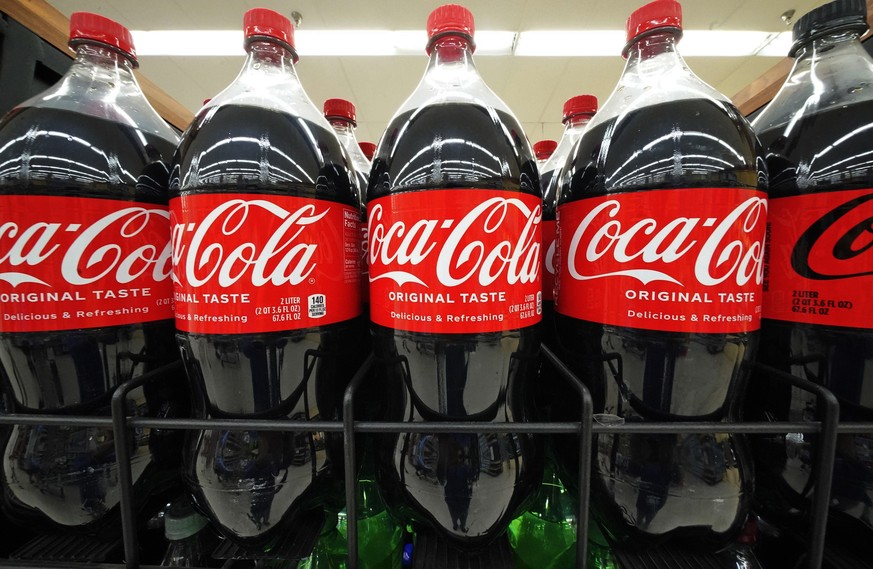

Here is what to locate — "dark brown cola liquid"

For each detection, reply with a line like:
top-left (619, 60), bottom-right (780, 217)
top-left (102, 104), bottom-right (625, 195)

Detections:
top-left (367, 103), bottom-right (543, 547)
top-left (171, 104), bottom-right (362, 547)
top-left (0, 107), bottom-right (184, 533)
top-left (751, 101), bottom-right (873, 551)
top-left (554, 98), bottom-right (764, 547)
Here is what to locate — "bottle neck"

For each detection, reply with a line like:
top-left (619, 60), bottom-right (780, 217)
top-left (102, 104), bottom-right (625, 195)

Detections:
top-left (427, 35), bottom-right (477, 74)
top-left (329, 118), bottom-right (370, 182)
top-left (624, 30), bottom-right (683, 75)
top-left (241, 40), bottom-right (300, 82)
top-left (794, 29), bottom-right (864, 61)
top-left (72, 42), bottom-right (138, 82)
top-left (59, 43), bottom-right (140, 106)
top-left (792, 30), bottom-right (873, 91)
top-left (564, 114), bottom-right (593, 130)
top-left (329, 119), bottom-right (358, 142)
top-left (792, 29), bottom-right (873, 91)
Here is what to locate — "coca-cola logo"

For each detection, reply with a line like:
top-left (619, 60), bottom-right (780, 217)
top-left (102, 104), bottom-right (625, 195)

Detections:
top-left (791, 193), bottom-right (873, 280)
top-left (368, 196), bottom-right (541, 287)
top-left (171, 199), bottom-right (326, 288)
top-left (564, 195), bottom-right (767, 287)
top-left (0, 207), bottom-right (172, 288)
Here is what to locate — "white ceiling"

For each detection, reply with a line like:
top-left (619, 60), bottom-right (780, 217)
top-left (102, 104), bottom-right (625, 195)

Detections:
top-left (47, 0), bottom-right (825, 144)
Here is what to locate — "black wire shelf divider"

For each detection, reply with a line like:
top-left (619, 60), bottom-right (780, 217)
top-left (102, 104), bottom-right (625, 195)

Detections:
top-left (0, 349), bottom-right (868, 569)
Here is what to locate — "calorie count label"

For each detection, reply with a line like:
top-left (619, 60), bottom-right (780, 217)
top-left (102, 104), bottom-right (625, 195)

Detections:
top-left (555, 187), bottom-right (767, 333)
top-left (764, 188), bottom-right (873, 328)
top-left (170, 193), bottom-right (361, 334)
top-left (368, 189), bottom-right (543, 334)
top-left (0, 195), bottom-right (173, 332)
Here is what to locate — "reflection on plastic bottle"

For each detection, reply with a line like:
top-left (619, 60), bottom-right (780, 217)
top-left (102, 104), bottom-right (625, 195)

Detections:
top-left (632, 435), bottom-right (674, 530)
top-left (440, 435), bottom-right (477, 534)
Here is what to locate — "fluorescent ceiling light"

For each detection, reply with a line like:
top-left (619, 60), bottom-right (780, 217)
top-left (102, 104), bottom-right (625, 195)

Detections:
top-left (755, 31), bottom-right (793, 57)
top-left (514, 31), bottom-right (625, 56)
top-left (131, 30), bottom-right (243, 56)
top-left (681, 30), bottom-right (784, 57)
top-left (131, 29), bottom-right (514, 57)
top-left (131, 29), bottom-right (792, 58)
top-left (515, 29), bottom-right (792, 57)
top-left (472, 31), bottom-right (517, 55)
top-left (296, 30), bottom-right (514, 55)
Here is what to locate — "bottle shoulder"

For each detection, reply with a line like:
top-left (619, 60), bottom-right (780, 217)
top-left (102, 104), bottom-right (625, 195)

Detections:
top-left (753, 39), bottom-right (873, 133)
top-left (14, 58), bottom-right (179, 143)
top-left (172, 104), bottom-right (357, 205)
top-left (757, 99), bottom-right (873, 195)
top-left (563, 97), bottom-right (764, 197)
top-left (368, 102), bottom-right (538, 197)
top-left (0, 106), bottom-right (176, 200)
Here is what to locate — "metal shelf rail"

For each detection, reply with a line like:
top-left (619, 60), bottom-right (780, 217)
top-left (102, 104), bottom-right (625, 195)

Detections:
top-left (0, 348), bottom-right (865, 569)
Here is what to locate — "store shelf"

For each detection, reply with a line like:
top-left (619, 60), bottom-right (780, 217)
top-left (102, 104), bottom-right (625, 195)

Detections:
top-left (411, 528), bottom-right (515, 569)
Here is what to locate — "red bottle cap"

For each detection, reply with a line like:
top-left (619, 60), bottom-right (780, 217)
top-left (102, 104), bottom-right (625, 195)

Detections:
top-left (533, 140), bottom-right (557, 161)
top-left (359, 142), bottom-right (377, 160)
top-left (244, 8), bottom-right (298, 62)
top-left (426, 4), bottom-right (476, 54)
top-left (69, 12), bottom-right (138, 66)
top-left (323, 98), bottom-right (357, 126)
top-left (562, 95), bottom-right (598, 123)
top-left (624, 0), bottom-right (683, 56)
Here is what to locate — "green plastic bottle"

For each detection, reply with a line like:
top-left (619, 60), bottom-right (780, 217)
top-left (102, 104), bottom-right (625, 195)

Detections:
top-left (299, 478), bottom-right (402, 568)
top-left (508, 462), bottom-right (577, 569)
top-left (509, 461), bottom-right (619, 569)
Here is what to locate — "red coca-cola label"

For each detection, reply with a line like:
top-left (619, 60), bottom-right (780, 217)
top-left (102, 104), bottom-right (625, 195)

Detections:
top-left (368, 189), bottom-right (542, 333)
top-left (556, 188), bottom-right (767, 333)
top-left (170, 194), bottom-right (361, 334)
top-left (543, 219), bottom-right (556, 301)
top-left (765, 188), bottom-right (873, 328)
top-left (0, 196), bottom-right (173, 332)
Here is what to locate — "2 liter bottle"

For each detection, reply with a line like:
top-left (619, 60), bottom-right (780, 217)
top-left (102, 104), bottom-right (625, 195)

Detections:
top-left (748, 0), bottom-right (873, 560)
top-left (367, 3), bottom-right (544, 548)
top-left (170, 8), bottom-right (363, 547)
top-left (552, 0), bottom-right (766, 549)
top-left (0, 13), bottom-right (184, 534)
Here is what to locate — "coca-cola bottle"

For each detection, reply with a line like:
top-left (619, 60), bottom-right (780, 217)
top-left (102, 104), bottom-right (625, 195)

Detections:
top-left (0, 12), bottom-right (183, 532)
top-left (324, 98), bottom-right (371, 194)
top-left (359, 142), bottom-right (377, 162)
top-left (533, 140), bottom-right (557, 166)
top-left (324, 97), bottom-right (371, 320)
top-left (170, 8), bottom-right (362, 548)
top-left (534, 97), bottom-right (599, 428)
top-left (554, 0), bottom-right (766, 548)
top-left (367, 4), bottom-right (543, 547)
top-left (542, 95), bottom-right (597, 342)
top-left (512, 101), bottom-right (600, 569)
top-left (748, 0), bottom-right (873, 555)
